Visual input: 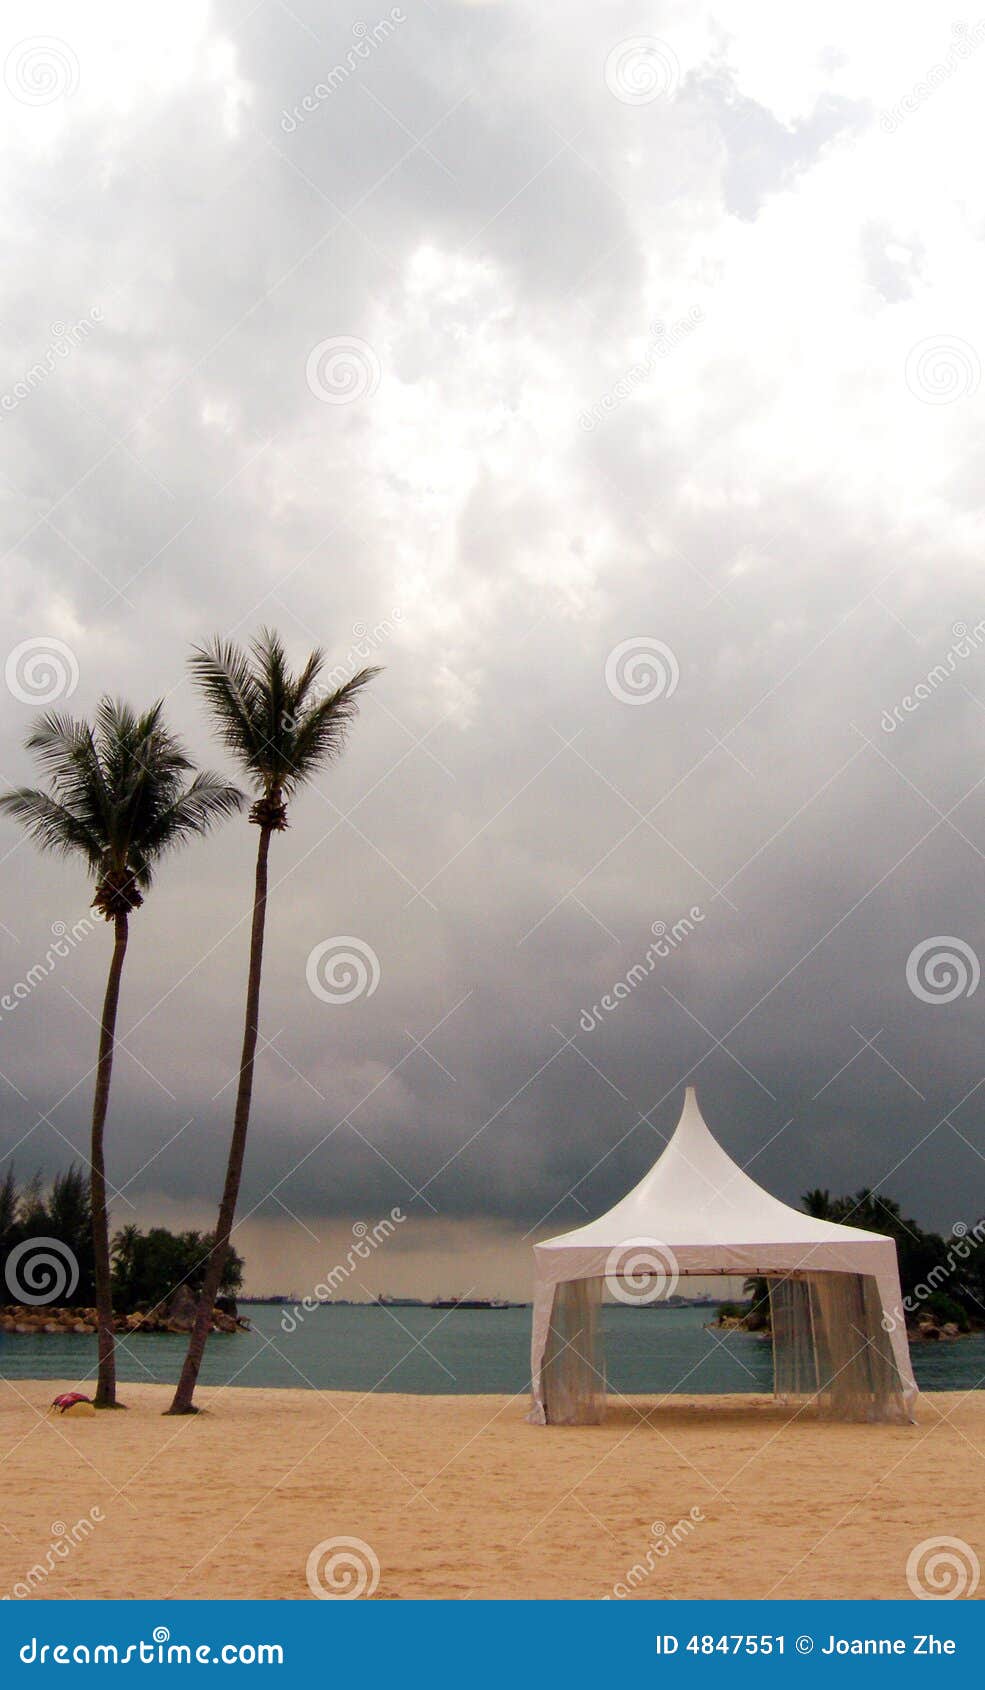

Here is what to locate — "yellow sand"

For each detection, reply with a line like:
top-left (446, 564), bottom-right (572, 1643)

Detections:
top-left (1, 1381), bottom-right (982, 1600)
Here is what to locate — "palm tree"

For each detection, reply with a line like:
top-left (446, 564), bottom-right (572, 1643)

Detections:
top-left (802, 1188), bottom-right (835, 1220)
top-left (0, 701), bottom-right (242, 1405)
top-left (167, 630), bottom-right (379, 1412)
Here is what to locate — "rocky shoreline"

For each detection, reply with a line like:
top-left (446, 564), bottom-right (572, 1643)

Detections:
top-left (1, 1286), bottom-right (250, 1338)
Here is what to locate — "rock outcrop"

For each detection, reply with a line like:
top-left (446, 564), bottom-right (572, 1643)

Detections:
top-left (1, 1300), bottom-right (249, 1336)
top-left (913, 1315), bottom-right (962, 1342)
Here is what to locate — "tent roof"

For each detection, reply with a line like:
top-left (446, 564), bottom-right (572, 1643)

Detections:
top-left (539, 1087), bottom-right (890, 1253)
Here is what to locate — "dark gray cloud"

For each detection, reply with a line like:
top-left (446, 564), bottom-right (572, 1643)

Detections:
top-left (1, 0), bottom-right (982, 1281)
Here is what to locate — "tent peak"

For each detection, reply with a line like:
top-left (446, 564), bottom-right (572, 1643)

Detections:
top-left (538, 1088), bottom-right (896, 1252)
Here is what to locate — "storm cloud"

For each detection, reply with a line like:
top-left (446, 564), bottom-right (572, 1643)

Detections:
top-left (1, 0), bottom-right (983, 1292)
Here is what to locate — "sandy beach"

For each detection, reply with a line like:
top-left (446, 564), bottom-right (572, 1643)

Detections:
top-left (1, 1380), bottom-right (982, 1601)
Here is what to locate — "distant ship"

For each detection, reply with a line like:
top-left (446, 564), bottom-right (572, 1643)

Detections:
top-left (428, 1296), bottom-right (511, 1310)
top-left (375, 1295), bottom-right (427, 1308)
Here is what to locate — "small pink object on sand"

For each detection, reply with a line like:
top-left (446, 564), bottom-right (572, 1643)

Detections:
top-left (50, 1392), bottom-right (95, 1416)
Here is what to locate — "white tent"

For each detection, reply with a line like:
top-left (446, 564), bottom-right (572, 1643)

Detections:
top-left (529, 1088), bottom-right (917, 1425)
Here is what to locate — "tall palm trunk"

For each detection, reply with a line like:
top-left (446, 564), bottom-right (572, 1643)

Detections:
top-left (167, 825), bottom-right (272, 1413)
top-left (91, 912), bottom-right (129, 1407)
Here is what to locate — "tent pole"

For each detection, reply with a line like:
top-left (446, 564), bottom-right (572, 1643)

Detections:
top-left (767, 1277), bottom-right (782, 1402)
top-left (806, 1274), bottom-right (821, 1405)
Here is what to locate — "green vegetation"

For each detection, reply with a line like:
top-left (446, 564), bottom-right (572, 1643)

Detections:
top-left (1, 1164), bottom-right (244, 1317)
top-left (725, 1194), bottom-right (985, 1333)
top-left (803, 1188), bottom-right (985, 1327)
top-left (111, 1225), bottom-right (244, 1315)
top-left (0, 1164), bottom-right (95, 1304)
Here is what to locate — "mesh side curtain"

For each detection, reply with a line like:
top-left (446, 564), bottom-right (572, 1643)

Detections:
top-left (541, 1278), bottom-right (605, 1425)
top-left (769, 1272), bottom-right (907, 1423)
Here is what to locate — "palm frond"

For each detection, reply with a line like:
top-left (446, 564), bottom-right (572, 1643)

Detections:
top-left (0, 788), bottom-right (102, 866)
top-left (189, 639), bottom-right (265, 769)
top-left (0, 697), bottom-right (242, 915)
top-left (25, 712), bottom-right (110, 834)
top-left (190, 632), bottom-right (379, 807)
top-left (286, 666), bottom-right (381, 791)
top-left (291, 647), bottom-right (325, 711)
top-left (139, 774), bottom-right (245, 859)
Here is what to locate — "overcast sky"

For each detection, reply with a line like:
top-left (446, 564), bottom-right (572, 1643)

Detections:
top-left (1, 1), bottom-right (983, 1297)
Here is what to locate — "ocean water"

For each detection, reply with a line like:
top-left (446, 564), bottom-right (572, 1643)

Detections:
top-left (2, 1302), bottom-right (983, 1396)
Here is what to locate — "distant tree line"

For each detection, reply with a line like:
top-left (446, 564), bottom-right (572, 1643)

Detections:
top-left (0, 1164), bottom-right (243, 1314)
top-left (1, 1164), bottom-right (96, 1304)
top-left (729, 1188), bottom-right (985, 1332)
top-left (111, 1223), bottom-right (243, 1312)
top-left (801, 1188), bottom-right (985, 1331)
